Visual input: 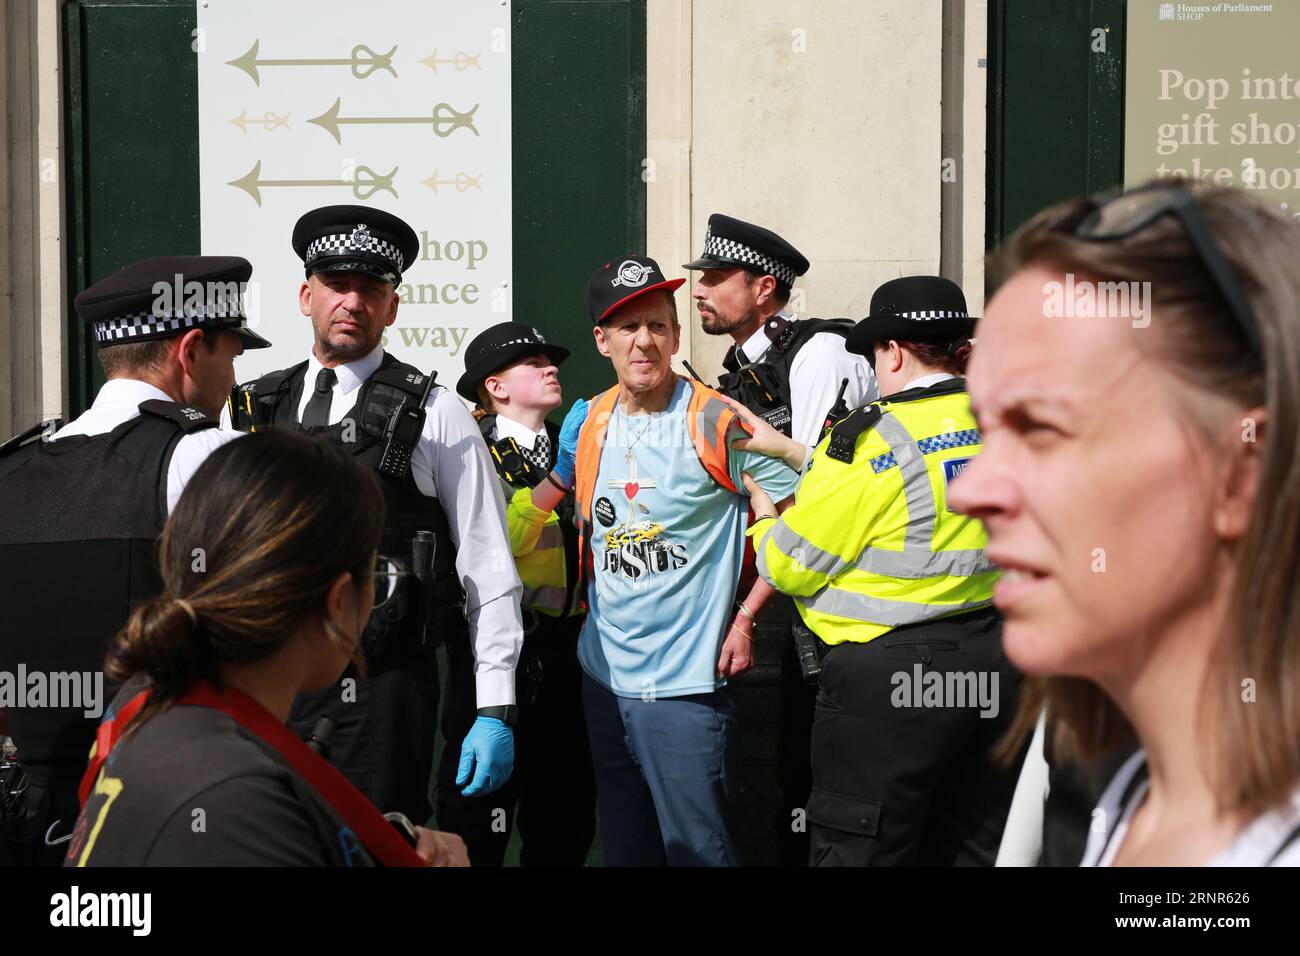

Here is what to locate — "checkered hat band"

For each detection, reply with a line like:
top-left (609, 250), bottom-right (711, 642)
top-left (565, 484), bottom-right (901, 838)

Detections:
top-left (703, 234), bottom-right (797, 286)
top-left (93, 306), bottom-right (244, 344)
top-left (306, 233), bottom-right (405, 271)
top-left (894, 310), bottom-right (970, 320)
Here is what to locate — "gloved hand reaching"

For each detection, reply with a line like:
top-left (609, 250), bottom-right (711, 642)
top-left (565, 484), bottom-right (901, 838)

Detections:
top-left (456, 716), bottom-right (515, 797)
top-left (552, 397), bottom-right (589, 489)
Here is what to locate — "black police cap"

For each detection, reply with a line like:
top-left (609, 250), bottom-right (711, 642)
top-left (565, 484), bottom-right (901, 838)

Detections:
top-left (457, 322), bottom-right (571, 403)
top-left (845, 275), bottom-right (978, 354)
top-left (74, 255), bottom-right (270, 350)
top-left (292, 205), bottom-right (419, 285)
top-left (586, 255), bottom-right (685, 325)
top-left (683, 213), bottom-right (810, 288)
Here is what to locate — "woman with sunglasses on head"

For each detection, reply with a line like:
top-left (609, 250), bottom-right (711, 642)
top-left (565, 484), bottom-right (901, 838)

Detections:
top-left (950, 178), bottom-right (1300, 866)
top-left (65, 429), bottom-right (468, 867)
top-left (736, 275), bottom-right (1020, 867)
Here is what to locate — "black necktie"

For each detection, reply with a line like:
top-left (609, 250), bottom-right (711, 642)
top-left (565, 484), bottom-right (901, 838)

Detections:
top-left (722, 346), bottom-right (742, 374)
top-left (301, 367), bottom-right (337, 428)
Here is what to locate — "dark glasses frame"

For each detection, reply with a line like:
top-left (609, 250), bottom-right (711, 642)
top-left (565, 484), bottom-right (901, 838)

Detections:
top-left (370, 555), bottom-right (414, 611)
top-left (1074, 184), bottom-right (1261, 355)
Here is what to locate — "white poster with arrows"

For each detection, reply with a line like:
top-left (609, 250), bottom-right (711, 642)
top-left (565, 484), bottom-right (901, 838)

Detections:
top-left (196, 0), bottom-right (511, 390)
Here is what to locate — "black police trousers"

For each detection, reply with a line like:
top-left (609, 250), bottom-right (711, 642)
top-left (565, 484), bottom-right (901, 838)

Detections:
top-left (287, 641), bottom-right (442, 826)
top-left (807, 607), bottom-right (1023, 866)
top-left (435, 612), bottom-right (597, 866)
top-left (0, 767), bottom-right (82, 867)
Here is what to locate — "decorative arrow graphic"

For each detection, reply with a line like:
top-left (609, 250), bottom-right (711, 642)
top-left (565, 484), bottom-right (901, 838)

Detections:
top-left (228, 110), bottom-right (290, 133)
top-left (307, 98), bottom-right (479, 144)
top-left (227, 160), bottom-right (398, 207)
top-left (225, 40), bottom-right (397, 86)
top-left (419, 50), bottom-right (482, 73)
top-left (420, 171), bottom-right (483, 194)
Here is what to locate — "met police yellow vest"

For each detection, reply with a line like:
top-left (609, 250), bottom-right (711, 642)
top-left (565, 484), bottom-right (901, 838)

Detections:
top-left (753, 378), bottom-right (995, 645)
top-left (476, 413), bottom-right (582, 619)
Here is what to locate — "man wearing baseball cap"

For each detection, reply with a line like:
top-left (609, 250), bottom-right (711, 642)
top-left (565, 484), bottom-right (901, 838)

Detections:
top-left (527, 255), bottom-right (800, 865)
top-left (439, 322), bottom-right (596, 866)
top-left (0, 254), bottom-right (266, 865)
top-left (227, 205), bottom-right (523, 827)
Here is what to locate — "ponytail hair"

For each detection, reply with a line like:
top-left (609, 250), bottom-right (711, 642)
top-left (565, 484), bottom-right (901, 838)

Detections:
top-left (107, 429), bottom-right (384, 730)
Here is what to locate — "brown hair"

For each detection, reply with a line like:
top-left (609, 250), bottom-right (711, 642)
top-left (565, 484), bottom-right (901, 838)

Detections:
top-left (741, 269), bottom-right (792, 308)
top-left (98, 329), bottom-right (220, 378)
top-left (107, 429), bottom-right (384, 729)
top-left (898, 337), bottom-right (973, 376)
top-left (988, 179), bottom-right (1300, 817)
top-left (474, 383), bottom-right (497, 415)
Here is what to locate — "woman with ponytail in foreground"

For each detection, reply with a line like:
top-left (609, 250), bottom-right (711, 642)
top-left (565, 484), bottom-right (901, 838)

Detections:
top-left (65, 429), bottom-right (468, 867)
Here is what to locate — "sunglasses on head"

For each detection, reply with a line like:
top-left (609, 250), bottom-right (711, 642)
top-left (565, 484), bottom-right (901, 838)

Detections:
top-left (1073, 183), bottom-right (1261, 355)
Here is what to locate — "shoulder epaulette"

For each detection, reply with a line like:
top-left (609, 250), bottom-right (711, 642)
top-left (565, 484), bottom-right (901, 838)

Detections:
top-left (137, 400), bottom-right (217, 433)
top-left (825, 405), bottom-right (882, 464)
top-left (0, 418), bottom-right (64, 458)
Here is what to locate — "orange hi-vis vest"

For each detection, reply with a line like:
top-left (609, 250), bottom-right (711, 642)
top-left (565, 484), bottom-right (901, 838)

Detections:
top-left (574, 377), bottom-right (748, 583)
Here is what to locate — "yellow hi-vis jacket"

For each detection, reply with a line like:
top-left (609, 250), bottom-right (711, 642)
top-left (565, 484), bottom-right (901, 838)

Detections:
top-left (504, 487), bottom-right (581, 618)
top-left (751, 378), bottom-right (996, 645)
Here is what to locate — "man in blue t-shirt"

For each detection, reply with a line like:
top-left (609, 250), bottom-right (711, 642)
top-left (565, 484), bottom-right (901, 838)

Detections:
top-left (531, 255), bottom-right (798, 865)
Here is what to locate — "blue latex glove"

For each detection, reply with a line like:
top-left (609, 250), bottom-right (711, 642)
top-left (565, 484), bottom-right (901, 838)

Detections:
top-left (553, 397), bottom-right (588, 488)
top-left (456, 716), bottom-right (514, 796)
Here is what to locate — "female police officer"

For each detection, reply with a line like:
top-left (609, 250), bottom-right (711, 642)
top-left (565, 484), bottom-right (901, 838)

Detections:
top-left (736, 275), bottom-right (1020, 867)
top-left (65, 430), bottom-right (467, 866)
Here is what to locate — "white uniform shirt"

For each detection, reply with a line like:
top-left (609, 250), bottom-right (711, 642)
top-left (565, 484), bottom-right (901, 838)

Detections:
top-left (734, 312), bottom-right (878, 449)
top-left (1081, 749), bottom-right (1300, 866)
top-left (491, 413), bottom-right (548, 455)
top-left (289, 345), bottom-right (524, 708)
top-left (51, 378), bottom-right (243, 514)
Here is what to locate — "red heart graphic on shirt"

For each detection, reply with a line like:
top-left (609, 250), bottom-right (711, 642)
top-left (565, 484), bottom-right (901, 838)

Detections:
top-left (624, 482), bottom-right (640, 499)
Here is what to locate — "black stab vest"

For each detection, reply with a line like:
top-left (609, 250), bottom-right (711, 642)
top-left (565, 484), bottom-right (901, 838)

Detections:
top-left (0, 402), bottom-right (214, 777)
top-left (476, 413), bottom-right (581, 619)
top-left (718, 316), bottom-right (854, 437)
top-left (235, 354), bottom-right (462, 659)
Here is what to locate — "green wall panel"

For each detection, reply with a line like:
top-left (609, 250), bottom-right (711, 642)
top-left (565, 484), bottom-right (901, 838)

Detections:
top-left (986, 0), bottom-right (1126, 249)
top-left (63, 0), bottom-right (201, 415)
top-left (511, 0), bottom-right (647, 407)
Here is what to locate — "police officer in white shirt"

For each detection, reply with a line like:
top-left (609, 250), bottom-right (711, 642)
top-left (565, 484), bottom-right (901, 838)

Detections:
top-left (227, 205), bottom-right (523, 824)
top-left (684, 213), bottom-right (877, 865)
top-left (0, 255), bottom-right (267, 866)
top-left (685, 213), bottom-right (877, 449)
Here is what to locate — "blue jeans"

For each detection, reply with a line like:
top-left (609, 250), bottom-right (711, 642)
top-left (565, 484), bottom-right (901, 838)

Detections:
top-left (581, 674), bottom-right (739, 866)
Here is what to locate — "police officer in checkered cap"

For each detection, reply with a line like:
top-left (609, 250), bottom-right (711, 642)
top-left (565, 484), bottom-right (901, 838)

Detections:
top-left (0, 255), bottom-right (264, 865)
top-left (228, 204), bottom-right (524, 828)
top-left (685, 213), bottom-right (877, 447)
top-left (685, 213), bottom-right (877, 865)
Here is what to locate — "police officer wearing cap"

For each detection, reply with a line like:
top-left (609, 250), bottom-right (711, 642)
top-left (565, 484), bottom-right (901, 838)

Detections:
top-left (227, 205), bottom-right (524, 824)
top-left (442, 323), bottom-right (596, 865)
top-left (685, 213), bottom-right (877, 447)
top-left (0, 255), bottom-right (268, 866)
top-left (739, 275), bottom-right (1021, 865)
top-left (685, 213), bottom-right (878, 864)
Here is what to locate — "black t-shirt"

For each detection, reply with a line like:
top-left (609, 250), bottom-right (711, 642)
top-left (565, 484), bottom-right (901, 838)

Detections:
top-left (65, 683), bottom-right (375, 867)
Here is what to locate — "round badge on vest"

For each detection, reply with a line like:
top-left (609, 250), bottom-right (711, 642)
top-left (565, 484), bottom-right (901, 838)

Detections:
top-left (594, 496), bottom-right (617, 527)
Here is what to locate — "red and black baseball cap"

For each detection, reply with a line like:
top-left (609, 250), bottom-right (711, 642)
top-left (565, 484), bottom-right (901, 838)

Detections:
top-left (586, 255), bottom-right (685, 324)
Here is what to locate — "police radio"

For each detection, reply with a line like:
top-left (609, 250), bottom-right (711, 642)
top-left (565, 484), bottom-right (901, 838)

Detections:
top-left (817, 378), bottom-right (852, 445)
top-left (377, 370), bottom-right (438, 479)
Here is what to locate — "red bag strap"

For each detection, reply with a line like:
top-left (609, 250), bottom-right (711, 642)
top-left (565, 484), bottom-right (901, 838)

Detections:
top-left (78, 680), bottom-right (424, 867)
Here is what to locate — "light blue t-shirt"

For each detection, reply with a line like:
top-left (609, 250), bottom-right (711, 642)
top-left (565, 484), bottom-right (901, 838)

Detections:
top-left (578, 377), bottom-right (800, 699)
